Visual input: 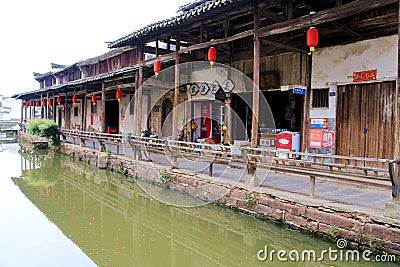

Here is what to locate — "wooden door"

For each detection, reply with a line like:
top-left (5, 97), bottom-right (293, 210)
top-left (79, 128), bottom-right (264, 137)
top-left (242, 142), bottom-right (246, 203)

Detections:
top-left (336, 81), bottom-right (395, 160)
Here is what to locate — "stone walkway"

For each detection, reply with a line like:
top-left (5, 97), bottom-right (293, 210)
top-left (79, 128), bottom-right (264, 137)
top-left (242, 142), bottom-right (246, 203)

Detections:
top-left (65, 137), bottom-right (393, 212)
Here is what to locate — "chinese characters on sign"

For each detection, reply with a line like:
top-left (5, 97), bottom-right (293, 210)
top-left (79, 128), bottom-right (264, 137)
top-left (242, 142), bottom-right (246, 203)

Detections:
top-left (353, 69), bottom-right (377, 82)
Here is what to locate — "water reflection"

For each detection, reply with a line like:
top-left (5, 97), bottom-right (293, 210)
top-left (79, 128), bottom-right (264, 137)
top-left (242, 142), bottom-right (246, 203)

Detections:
top-left (11, 148), bottom-right (397, 267)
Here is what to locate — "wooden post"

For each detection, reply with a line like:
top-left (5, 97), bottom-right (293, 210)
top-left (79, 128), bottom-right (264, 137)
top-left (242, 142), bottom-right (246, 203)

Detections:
top-left (301, 53), bottom-right (312, 152)
top-left (310, 175), bottom-right (316, 198)
top-left (172, 35), bottom-right (181, 140)
top-left (101, 82), bottom-right (106, 133)
top-left (287, 0), bottom-right (293, 20)
top-left (136, 45), bottom-right (144, 136)
top-left (82, 88), bottom-right (87, 131)
top-left (249, 2), bottom-right (260, 177)
top-left (46, 93), bottom-right (49, 119)
top-left (395, 0), bottom-right (400, 158)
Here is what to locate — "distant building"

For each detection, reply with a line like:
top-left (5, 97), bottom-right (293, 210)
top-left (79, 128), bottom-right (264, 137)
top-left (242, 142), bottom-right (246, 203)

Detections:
top-left (0, 95), bottom-right (21, 121)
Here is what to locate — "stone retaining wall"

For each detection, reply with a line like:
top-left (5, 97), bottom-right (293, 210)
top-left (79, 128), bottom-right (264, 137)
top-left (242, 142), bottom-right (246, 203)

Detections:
top-left (27, 137), bottom-right (400, 256)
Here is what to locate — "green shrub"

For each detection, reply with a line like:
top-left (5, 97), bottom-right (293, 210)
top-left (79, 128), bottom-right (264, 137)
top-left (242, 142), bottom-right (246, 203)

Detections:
top-left (26, 119), bottom-right (60, 146)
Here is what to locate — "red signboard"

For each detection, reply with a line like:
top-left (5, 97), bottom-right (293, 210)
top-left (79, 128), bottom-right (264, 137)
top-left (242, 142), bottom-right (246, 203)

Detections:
top-left (353, 69), bottom-right (377, 82)
top-left (276, 132), bottom-right (292, 151)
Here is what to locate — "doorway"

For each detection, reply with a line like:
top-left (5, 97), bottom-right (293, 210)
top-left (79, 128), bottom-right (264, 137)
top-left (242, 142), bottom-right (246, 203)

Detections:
top-left (105, 100), bottom-right (119, 133)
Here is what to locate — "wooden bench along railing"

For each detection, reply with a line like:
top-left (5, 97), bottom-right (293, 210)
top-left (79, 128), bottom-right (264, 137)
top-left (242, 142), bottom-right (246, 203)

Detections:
top-left (61, 129), bottom-right (123, 153)
top-left (60, 130), bottom-right (392, 192)
top-left (243, 147), bottom-right (391, 192)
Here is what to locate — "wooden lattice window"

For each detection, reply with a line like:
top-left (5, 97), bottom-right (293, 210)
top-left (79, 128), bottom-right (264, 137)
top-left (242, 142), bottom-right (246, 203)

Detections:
top-left (312, 88), bottom-right (329, 108)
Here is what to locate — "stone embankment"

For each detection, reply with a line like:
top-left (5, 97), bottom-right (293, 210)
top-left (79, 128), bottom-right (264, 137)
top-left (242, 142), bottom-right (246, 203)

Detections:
top-left (18, 133), bottom-right (400, 257)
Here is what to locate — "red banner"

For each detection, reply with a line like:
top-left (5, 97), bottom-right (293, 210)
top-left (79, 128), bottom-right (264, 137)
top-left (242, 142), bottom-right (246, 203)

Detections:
top-left (353, 69), bottom-right (377, 82)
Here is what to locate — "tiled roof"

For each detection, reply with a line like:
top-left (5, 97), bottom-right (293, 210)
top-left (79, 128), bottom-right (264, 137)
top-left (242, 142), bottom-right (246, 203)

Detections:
top-left (108, 0), bottom-right (242, 48)
top-left (13, 65), bottom-right (138, 99)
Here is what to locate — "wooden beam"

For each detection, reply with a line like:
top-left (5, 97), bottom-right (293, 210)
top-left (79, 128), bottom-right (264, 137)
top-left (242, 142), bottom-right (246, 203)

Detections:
top-left (260, 7), bottom-right (285, 22)
top-left (259, 0), bottom-right (397, 38)
top-left (261, 39), bottom-right (308, 55)
top-left (178, 29), bottom-right (254, 54)
top-left (331, 21), bottom-right (363, 39)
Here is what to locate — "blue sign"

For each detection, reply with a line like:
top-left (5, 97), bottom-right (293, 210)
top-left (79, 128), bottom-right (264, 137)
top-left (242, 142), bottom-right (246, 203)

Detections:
top-left (293, 85), bottom-right (307, 95)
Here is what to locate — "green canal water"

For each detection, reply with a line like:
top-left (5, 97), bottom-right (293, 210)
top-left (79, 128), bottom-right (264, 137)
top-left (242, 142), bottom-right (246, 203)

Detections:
top-left (0, 143), bottom-right (398, 267)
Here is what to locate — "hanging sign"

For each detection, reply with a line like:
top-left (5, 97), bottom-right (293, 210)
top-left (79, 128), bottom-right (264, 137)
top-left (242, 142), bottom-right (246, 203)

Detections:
top-left (189, 83), bottom-right (199, 96)
top-left (199, 82), bottom-right (210, 95)
top-left (310, 118), bottom-right (328, 129)
top-left (210, 81), bottom-right (220, 94)
top-left (293, 85), bottom-right (307, 95)
top-left (221, 79), bottom-right (235, 93)
top-left (353, 69), bottom-right (377, 82)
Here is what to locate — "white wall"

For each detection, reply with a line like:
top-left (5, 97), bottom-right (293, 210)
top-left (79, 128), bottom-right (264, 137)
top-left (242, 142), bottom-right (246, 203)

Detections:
top-left (312, 35), bottom-right (397, 88)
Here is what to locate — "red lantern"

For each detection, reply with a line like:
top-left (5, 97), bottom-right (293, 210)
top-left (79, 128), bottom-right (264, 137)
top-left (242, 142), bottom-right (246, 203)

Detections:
top-left (306, 27), bottom-right (318, 52)
top-left (35, 101), bottom-right (40, 107)
top-left (92, 95), bottom-right (97, 105)
top-left (21, 103), bottom-right (25, 108)
top-left (42, 100), bottom-right (46, 106)
top-left (154, 61), bottom-right (161, 77)
top-left (29, 100), bottom-right (33, 107)
top-left (48, 99), bottom-right (53, 106)
top-left (116, 89), bottom-right (122, 102)
top-left (208, 47), bottom-right (217, 68)
top-left (57, 96), bottom-right (62, 105)
top-left (72, 95), bottom-right (78, 104)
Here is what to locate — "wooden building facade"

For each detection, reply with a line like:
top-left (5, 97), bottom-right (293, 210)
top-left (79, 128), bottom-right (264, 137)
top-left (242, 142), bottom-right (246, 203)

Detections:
top-left (13, 0), bottom-right (400, 160)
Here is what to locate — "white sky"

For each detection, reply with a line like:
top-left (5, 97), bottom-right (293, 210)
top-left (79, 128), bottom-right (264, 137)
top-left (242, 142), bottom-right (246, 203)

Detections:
top-left (0, 0), bottom-right (189, 97)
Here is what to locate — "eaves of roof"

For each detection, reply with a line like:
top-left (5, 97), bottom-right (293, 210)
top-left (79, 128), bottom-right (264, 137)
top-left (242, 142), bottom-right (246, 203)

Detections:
top-left (12, 65), bottom-right (138, 99)
top-left (108, 0), bottom-right (241, 48)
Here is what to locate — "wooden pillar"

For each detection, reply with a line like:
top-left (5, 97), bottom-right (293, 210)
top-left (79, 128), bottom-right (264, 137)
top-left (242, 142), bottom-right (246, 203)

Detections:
top-left (20, 104), bottom-right (23, 124)
top-left (82, 88), bottom-right (87, 131)
top-left (46, 93), bottom-right (49, 119)
top-left (40, 95), bottom-right (44, 119)
top-left (64, 95), bottom-right (69, 129)
top-left (251, 3), bottom-right (260, 149)
top-left (136, 45), bottom-right (144, 136)
top-left (301, 53), bottom-right (312, 153)
top-left (155, 39), bottom-right (159, 57)
top-left (53, 93), bottom-right (56, 122)
top-left (172, 35), bottom-right (181, 140)
top-left (395, 0), bottom-right (400, 158)
top-left (287, 0), bottom-right (293, 20)
top-left (101, 83), bottom-right (106, 133)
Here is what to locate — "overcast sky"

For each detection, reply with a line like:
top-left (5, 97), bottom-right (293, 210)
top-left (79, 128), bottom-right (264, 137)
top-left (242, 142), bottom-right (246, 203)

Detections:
top-left (0, 0), bottom-right (189, 97)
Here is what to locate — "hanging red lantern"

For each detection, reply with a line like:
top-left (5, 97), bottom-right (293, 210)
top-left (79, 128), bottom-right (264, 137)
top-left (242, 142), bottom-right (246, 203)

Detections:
top-left (21, 103), bottom-right (25, 108)
top-left (154, 61), bottom-right (161, 77)
top-left (57, 96), bottom-right (62, 105)
top-left (306, 27), bottom-right (318, 52)
top-left (35, 101), bottom-right (40, 107)
top-left (42, 100), bottom-right (46, 106)
top-left (116, 89), bottom-right (122, 102)
top-left (29, 100), bottom-right (33, 107)
top-left (48, 99), bottom-right (53, 106)
top-left (208, 47), bottom-right (217, 68)
top-left (72, 95), bottom-right (78, 104)
top-left (92, 95), bottom-right (97, 105)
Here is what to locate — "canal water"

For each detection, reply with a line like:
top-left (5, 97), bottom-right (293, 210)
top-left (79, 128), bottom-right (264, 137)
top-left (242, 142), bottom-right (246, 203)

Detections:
top-left (0, 143), bottom-right (397, 267)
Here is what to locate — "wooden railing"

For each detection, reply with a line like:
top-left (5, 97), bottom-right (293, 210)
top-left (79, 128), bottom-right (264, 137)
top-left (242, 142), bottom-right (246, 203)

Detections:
top-left (60, 129), bottom-right (392, 190)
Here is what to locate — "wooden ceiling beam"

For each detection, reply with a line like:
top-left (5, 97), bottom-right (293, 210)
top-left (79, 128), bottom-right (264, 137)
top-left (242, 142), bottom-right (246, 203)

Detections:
top-left (258, 0), bottom-right (397, 38)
